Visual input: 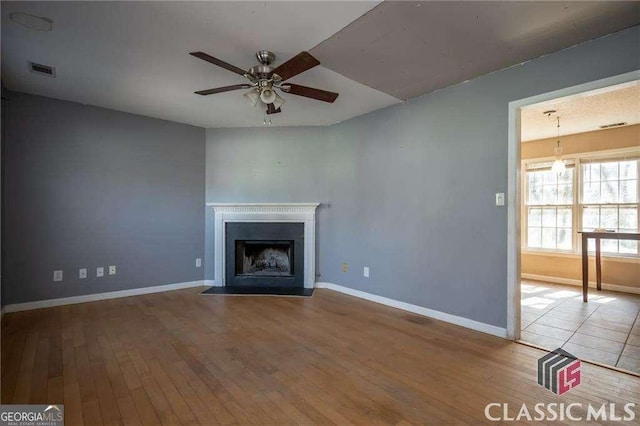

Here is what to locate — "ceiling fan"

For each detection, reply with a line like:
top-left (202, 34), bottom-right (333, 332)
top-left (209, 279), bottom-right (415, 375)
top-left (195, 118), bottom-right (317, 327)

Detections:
top-left (189, 50), bottom-right (339, 115)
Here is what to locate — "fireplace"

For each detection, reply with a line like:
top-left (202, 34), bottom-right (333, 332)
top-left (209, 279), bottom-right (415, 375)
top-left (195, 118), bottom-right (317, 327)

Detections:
top-left (235, 240), bottom-right (294, 277)
top-left (209, 203), bottom-right (319, 288)
top-left (225, 222), bottom-right (304, 287)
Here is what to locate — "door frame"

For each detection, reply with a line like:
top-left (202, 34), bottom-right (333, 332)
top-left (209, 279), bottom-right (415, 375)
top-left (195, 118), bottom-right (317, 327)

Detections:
top-left (506, 70), bottom-right (640, 340)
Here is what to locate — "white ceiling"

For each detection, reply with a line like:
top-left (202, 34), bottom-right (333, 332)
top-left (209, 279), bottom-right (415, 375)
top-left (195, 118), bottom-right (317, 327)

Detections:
top-left (521, 81), bottom-right (640, 142)
top-left (1, 1), bottom-right (400, 128)
top-left (3, 2), bottom-right (638, 130)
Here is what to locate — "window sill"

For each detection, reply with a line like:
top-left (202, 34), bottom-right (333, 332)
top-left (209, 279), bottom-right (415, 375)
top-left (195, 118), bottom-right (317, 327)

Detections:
top-left (522, 249), bottom-right (640, 263)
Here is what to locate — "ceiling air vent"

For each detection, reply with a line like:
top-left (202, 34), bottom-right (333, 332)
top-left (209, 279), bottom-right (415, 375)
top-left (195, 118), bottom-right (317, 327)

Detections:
top-left (29, 61), bottom-right (56, 78)
top-left (599, 122), bottom-right (627, 129)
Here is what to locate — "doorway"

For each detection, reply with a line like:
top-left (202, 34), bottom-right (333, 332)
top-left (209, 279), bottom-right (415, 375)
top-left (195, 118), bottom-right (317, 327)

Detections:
top-left (507, 71), bottom-right (640, 375)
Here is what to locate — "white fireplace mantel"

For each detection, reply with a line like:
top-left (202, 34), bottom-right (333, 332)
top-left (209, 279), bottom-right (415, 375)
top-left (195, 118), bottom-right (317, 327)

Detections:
top-left (207, 203), bottom-right (320, 288)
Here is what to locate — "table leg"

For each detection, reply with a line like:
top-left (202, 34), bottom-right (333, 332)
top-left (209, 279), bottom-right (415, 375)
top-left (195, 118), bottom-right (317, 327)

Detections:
top-left (595, 237), bottom-right (602, 291)
top-left (582, 235), bottom-right (588, 302)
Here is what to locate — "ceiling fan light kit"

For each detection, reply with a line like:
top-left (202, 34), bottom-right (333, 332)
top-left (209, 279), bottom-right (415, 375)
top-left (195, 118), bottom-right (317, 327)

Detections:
top-left (272, 93), bottom-right (286, 110)
top-left (190, 50), bottom-right (339, 120)
top-left (243, 88), bottom-right (260, 107)
top-left (260, 87), bottom-right (277, 104)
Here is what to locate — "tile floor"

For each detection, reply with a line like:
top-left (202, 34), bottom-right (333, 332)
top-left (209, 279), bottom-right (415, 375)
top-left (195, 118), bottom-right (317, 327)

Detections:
top-left (520, 280), bottom-right (640, 374)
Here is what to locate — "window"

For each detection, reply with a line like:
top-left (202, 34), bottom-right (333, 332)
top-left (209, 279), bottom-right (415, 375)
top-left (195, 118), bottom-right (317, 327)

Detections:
top-left (523, 152), bottom-right (640, 257)
top-left (525, 167), bottom-right (574, 250)
top-left (581, 159), bottom-right (639, 254)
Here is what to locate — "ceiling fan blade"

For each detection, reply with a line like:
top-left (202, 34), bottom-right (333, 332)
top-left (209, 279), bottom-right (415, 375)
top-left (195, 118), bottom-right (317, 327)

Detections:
top-left (271, 52), bottom-right (320, 81)
top-left (190, 51), bottom-right (248, 77)
top-left (195, 84), bottom-right (252, 95)
top-left (281, 84), bottom-right (339, 103)
top-left (266, 103), bottom-right (282, 115)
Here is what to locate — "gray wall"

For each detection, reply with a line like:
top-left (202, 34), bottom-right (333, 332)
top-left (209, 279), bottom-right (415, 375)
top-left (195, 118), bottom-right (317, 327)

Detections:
top-left (204, 126), bottom-right (339, 282)
top-left (206, 26), bottom-right (640, 328)
top-left (3, 92), bottom-right (205, 305)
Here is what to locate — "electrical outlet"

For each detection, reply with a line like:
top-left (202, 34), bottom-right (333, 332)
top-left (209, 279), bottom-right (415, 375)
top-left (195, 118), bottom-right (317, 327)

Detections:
top-left (96, 267), bottom-right (104, 278)
top-left (364, 267), bottom-right (369, 278)
top-left (342, 263), bottom-right (348, 273)
top-left (109, 265), bottom-right (116, 275)
top-left (196, 258), bottom-right (202, 268)
top-left (53, 270), bottom-right (63, 282)
top-left (496, 192), bottom-right (505, 206)
top-left (79, 268), bottom-right (87, 279)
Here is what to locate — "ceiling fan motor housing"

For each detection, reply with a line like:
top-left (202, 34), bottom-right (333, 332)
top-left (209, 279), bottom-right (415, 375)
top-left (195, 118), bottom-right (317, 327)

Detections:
top-left (251, 51), bottom-right (283, 83)
top-left (249, 65), bottom-right (278, 81)
top-left (256, 50), bottom-right (275, 66)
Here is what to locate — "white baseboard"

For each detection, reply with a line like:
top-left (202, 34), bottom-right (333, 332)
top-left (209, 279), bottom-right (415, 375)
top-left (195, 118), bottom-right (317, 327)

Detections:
top-left (315, 282), bottom-right (507, 338)
top-left (204, 280), bottom-right (222, 287)
top-left (1, 280), bottom-right (208, 314)
top-left (521, 273), bottom-right (640, 295)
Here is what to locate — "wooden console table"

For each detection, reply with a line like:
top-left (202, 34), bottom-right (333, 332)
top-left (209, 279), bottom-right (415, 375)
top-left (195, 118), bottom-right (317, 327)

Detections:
top-left (578, 231), bottom-right (640, 302)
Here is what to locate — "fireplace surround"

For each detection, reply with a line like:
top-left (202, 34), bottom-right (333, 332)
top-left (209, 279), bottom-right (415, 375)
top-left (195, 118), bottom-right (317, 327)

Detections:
top-left (208, 203), bottom-right (319, 288)
top-left (226, 222), bottom-right (303, 287)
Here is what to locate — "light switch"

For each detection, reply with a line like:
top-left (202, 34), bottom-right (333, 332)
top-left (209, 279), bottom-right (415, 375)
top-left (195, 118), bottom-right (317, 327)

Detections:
top-left (496, 193), bottom-right (505, 206)
top-left (364, 267), bottom-right (369, 278)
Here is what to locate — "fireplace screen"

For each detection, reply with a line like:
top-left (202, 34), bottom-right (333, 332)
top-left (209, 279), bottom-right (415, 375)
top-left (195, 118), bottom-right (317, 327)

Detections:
top-left (235, 240), bottom-right (294, 277)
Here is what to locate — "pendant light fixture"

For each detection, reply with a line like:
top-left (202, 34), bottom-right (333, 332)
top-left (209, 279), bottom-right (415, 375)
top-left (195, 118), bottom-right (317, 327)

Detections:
top-left (551, 115), bottom-right (566, 174)
top-left (544, 110), bottom-right (566, 175)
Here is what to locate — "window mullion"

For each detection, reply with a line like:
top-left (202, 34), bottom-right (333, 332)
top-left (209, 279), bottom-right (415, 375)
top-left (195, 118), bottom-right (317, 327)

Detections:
top-left (522, 165), bottom-right (528, 250)
top-left (637, 160), bottom-right (640, 254)
top-left (575, 157), bottom-right (581, 253)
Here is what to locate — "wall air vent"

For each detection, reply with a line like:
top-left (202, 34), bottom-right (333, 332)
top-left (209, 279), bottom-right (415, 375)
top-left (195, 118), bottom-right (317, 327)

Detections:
top-left (599, 122), bottom-right (628, 129)
top-left (29, 62), bottom-right (56, 78)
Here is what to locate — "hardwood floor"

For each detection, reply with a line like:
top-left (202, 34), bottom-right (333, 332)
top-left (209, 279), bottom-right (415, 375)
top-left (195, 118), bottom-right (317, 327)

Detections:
top-left (2, 288), bottom-right (639, 425)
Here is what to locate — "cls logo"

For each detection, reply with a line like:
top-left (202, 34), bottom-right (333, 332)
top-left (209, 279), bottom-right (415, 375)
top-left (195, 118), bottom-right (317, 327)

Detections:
top-left (538, 348), bottom-right (581, 395)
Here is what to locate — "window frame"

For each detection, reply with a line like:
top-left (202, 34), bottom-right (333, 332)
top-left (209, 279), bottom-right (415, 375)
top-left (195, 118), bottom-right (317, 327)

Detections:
top-left (523, 166), bottom-right (576, 253)
top-left (521, 147), bottom-right (640, 259)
